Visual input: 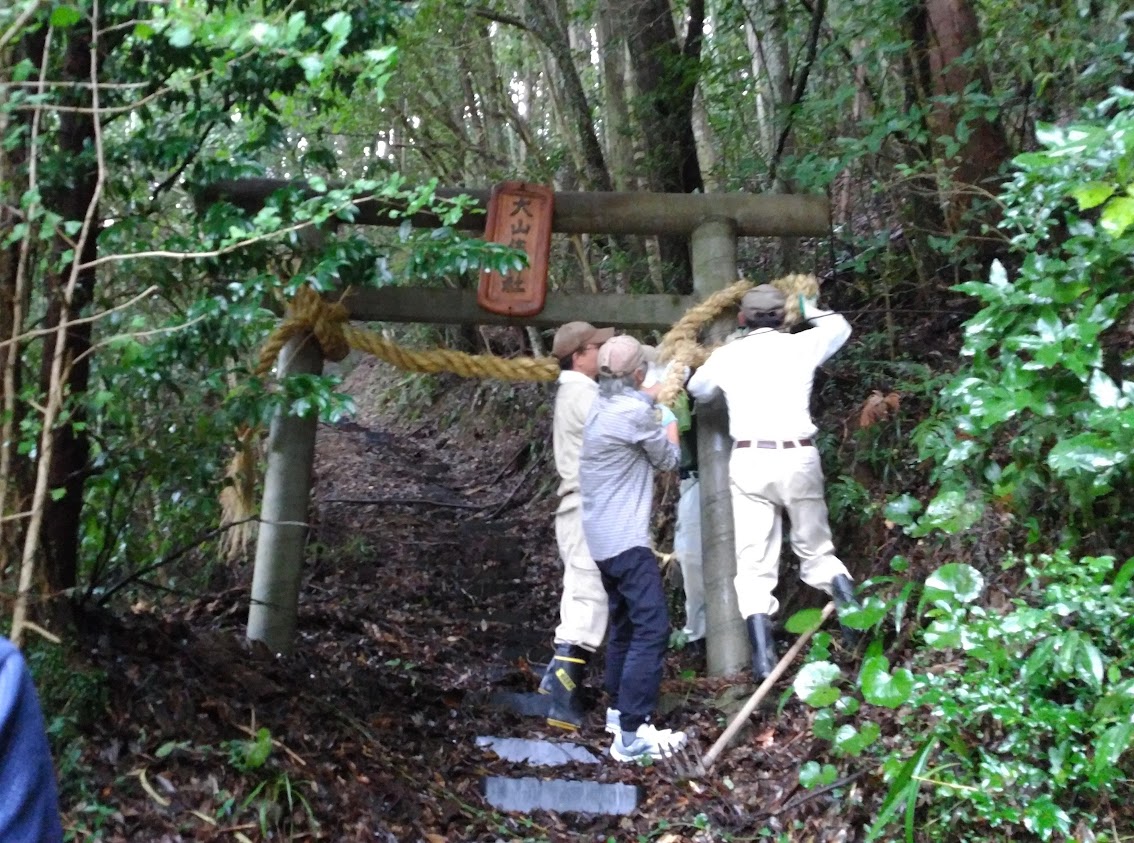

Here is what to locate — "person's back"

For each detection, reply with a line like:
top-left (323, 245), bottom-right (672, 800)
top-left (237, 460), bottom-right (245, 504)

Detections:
top-left (0, 638), bottom-right (64, 843)
top-left (690, 313), bottom-right (850, 441)
top-left (580, 389), bottom-right (677, 561)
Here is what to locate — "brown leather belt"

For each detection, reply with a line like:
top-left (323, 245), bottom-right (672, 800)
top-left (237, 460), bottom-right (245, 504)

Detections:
top-left (735, 438), bottom-right (814, 449)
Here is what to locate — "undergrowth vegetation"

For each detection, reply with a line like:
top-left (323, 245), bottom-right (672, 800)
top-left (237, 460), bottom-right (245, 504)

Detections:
top-left (793, 92), bottom-right (1134, 841)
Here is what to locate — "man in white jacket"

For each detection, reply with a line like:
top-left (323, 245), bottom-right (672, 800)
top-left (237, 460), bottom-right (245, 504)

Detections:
top-left (687, 284), bottom-right (857, 681)
top-left (539, 320), bottom-right (613, 730)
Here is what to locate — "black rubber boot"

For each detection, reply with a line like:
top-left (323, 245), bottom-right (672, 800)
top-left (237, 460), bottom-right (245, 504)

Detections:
top-left (545, 644), bottom-right (590, 731)
top-left (831, 574), bottom-right (861, 647)
top-left (538, 642), bottom-right (583, 695)
top-left (537, 660), bottom-right (555, 695)
top-left (831, 574), bottom-right (858, 608)
top-left (745, 614), bottom-right (778, 682)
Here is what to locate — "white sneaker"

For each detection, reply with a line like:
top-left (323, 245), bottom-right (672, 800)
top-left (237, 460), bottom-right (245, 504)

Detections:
top-left (606, 708), bottom-right (673, 739)
top-left (605, 708), bottom-right (621, 735)
top-left (610, 723), bottom-right (688, 763)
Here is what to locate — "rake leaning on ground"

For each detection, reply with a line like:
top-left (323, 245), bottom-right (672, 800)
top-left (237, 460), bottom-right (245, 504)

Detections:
top-left (664, 602), bottom-right (838, 779)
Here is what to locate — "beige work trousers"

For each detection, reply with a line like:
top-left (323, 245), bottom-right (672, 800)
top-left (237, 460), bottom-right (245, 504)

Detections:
top-left (729, 445), bottom-right (850, 618)
top-left (553, 497), bottom-right (609, 650)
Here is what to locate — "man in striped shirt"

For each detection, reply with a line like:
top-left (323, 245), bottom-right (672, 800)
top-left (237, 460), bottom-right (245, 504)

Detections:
top-left (580, 336), bottom-right (688, 762)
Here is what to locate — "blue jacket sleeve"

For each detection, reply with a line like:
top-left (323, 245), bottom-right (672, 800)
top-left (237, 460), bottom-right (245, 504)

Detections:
top-left (0, 638), bottom-right (64, 843)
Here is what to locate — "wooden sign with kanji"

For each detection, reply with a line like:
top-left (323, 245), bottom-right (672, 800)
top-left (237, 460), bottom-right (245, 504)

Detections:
top-left (477, 182), bottom-right (553, 317)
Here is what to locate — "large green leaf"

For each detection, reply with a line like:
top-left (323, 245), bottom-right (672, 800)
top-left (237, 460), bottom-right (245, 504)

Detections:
top-left (884, 494), bottom-right (922, 527)
top-left (859, 656), bottom-right (915, 709)
top-left (1094, 722), bottom-right (1134, 775)
top-left (1100, 196), bottom-right (1134, 237)
top-left (909, 489), bottom-right (984, 537)
top-left (833, 722), bottom-right (880, 757)
top-left (793, 662), bottom-right (842, 708)
top-left (1071, 181), bottom-right (1116, 209)
top-left (784, 608), bottom-right (824, 634)
top-left (799, 761), bottom-right (838, 789)
top-left (1047, 433), bottom-right (1126, 476)
top-left (924, 563), bottom-right (985, 604)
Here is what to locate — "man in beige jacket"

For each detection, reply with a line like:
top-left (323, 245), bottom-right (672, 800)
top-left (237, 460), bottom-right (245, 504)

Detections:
top-left (539, 321), bottom-right (614, 730)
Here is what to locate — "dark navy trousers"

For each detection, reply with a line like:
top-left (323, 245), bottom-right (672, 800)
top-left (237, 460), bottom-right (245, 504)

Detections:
top-left (595, 545), bottom-right (670, 733)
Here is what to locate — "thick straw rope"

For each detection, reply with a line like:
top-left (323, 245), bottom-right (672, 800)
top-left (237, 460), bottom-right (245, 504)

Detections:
top-left (256, 274), bottom-right (822, 389)
top-left (255, 286), bottom-right (559, 382)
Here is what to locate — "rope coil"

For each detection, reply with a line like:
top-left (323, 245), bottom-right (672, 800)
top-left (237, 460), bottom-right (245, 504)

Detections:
top-left (255, 286), bottom-right (559, 382)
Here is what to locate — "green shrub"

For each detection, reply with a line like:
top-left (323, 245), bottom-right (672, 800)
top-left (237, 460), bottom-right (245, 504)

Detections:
top-left (910, 89), bottom-right (1134, 553)
top-left (796, 554), bottom-right (1134, 841)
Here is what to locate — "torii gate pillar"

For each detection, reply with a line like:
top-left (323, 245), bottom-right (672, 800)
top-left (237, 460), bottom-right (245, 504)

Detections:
top-left (247, 331), bottom-right (325, 655)
top-left (690, 218), bottom-right (749, 677)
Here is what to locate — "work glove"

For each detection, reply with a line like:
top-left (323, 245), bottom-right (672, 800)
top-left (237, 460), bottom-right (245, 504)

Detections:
top-left (659, 406), bottom-right (678, 428)
top-left (642, 362), bottom-right (666, 389)
top-left (798, 295), bottom-right (825, 323)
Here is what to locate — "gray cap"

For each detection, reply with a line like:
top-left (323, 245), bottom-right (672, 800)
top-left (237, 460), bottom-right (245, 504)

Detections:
top-left (740, 284), bottom-right (786, 319)
top-left (598, 335), bottom-right (646, 377)
top-left (739, 283), bottom-right (784, 313)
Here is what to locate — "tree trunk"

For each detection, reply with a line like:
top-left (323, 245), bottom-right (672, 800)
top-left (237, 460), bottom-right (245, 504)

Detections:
top-left (692, 86), bottom-right (719, 193)
top-left (36, 26), bottom-right (99, 602)
top-left (616, 0), bottom-right (706, 292)
top-left (745, 0), bottom-right (798, 271)
top-left (835, 36), bottom-right (873, 230)
top-left (0, 35), bottom-right (33, 584)
top-left (900, 2), bottom-right (950, 280)
top-left (478, 20), bottom-right (523, 172)
top-left (910, 0), bottom-right (1011, 233)
top-left (596, 0), bottom-right (636, 191)
top-left (526, 0), bottom-right (614, 192)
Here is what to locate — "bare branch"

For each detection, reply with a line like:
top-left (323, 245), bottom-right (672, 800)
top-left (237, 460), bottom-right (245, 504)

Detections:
top-left (0, 0), bottom-right (45, 52)
top-left (473, 7), bottom-right (530, 33)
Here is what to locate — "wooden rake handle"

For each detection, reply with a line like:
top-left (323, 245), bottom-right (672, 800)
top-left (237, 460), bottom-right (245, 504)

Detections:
top-left (699, 602), bottom-right (836, 773)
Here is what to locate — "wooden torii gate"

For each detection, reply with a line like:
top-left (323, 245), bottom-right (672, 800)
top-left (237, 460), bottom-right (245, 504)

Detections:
top-left (205, 181), bottom-right (829, 676)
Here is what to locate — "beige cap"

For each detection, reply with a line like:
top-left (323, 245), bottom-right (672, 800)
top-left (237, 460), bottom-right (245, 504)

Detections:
top-left (551, 321), bottom-right (615, 358)
top-left (598, 335), bottom-right (646, 378)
